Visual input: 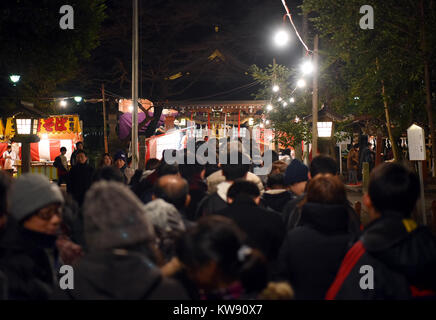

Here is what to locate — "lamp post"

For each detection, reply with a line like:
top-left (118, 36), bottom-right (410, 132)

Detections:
top-left (12, 116), bottom-right (40, 173)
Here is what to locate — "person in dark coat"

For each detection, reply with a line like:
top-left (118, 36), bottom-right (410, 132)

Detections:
top-left (276, 174), bottom-right (353, 300)
top-left (67, 150), bottom-right (94, 206)
top-left (0, 173), bottom-right (64, 300)
top-left (216, 180), bottom-right (285, 263)
top-left (326, 162), bottom-right (436, 300)
top-left (262, 173), bottom-right (293, 213)
top-left (69, 141), bottom-right (83, 167)
top-left (283, 155), bottom-right (361, 240)
top-left (51, 180), bottom-right (188, 300)
top-left (196, 151), bottom-right (251, 217)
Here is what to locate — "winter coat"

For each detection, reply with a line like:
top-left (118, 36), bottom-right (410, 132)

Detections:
top-left (326, 212), bottom-right (436, 300)
top-left (207, 170), bottom-right (264, 194)
top-left (216, 197), bottom-right (286, 261)
top-left (196, 181), bottom-right (231, 217)
top-left (0, 218), bottom-right (59, 300)
top-left (276, 203), bottom-right (353, 300)
top-left (347, 149), bottom-right (359, 171)
top-left (51, 249), bottom-right (189, 300)
top-left (67, 163), bottom-right (94, 206)
top-left (262, 189), bottom-right (294, 213)
top-left (282, 194), bottom-right (362, 241)
top-left (185, 173), bottom-right (208, 221)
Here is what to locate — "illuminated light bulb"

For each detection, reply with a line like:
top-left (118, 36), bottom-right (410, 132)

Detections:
top-left (266, 104), bottom-right (273, 111)
top-left (278, 97), bottom-right (282, 102)
top-left (272, 85), bottom-right (280, 92)
top-left (282, 102), bottom-right (288, 107)
top-left (60, 100), bottom-right (67, 107)
top-left (297, 79), bottom-right (306, 88)
top-left (301, 61), bottom-right (314, 75)
top-left (290, 97), bottom-right (295, 103)
top-left (274, 30), bottom-right (290, 47)
top-left (74, 96), bottom-right (83, 103)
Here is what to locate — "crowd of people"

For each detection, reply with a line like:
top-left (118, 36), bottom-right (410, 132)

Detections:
top-left (0, 137), bottom-right (435, 300)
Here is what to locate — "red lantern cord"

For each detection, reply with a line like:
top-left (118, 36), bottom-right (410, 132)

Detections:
top-left (281, 0), bottom-right (312, 54)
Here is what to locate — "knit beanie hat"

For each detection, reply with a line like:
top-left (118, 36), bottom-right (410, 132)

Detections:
top-left (114, 151), bottom-right (127, 162)
top-left (284, 159), bottom-right (309, 186)
top-left (10, 173), bottom-right (64, 222)
top-left (83, 180), bottom-right (155, 251)
top-left (143, 199), bottom-right (185, 239)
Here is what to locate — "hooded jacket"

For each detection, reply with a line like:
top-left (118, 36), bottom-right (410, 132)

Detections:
top-left (326, 212), bottom-right (436, 300)
top-left (262, 189), bottom-right (294, 213)
top-left (276, 203), bottom-right (353, 300)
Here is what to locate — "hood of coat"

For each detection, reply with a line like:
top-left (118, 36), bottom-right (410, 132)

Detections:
top-left (216, 181), bottom-right (232, 202)
top-left (300, 203), bottom-right (349, 234)
top-left (67, 250), bottom-right (161, 299)
top-left (362, 213), bottom-right (436, 283)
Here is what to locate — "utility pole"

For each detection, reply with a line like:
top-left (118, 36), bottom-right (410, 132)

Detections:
top-left (131, 0), bottom-right (139, 169)
top-left (312, 34), bottom-right (319, 158)
top-left (101, 84), bottom-right (108, 153)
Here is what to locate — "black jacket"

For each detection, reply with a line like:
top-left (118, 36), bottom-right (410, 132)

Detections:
top-left (216, 197), bottom-right (286, 261)
top-left (67, 163), bottom-right (94, 206)
top-left (196, 192), bottom-right (229, 217)
top-left (276, 203), bottom-right (353, 300)
top-left (283, 194), bottom-right (362, 242)
top-left (326, 213), bottom-right (436, 300)
top-left (262, 190), bottom-right (294, 213)
top-left (51, 249), bottom-right (189, 300)
top-left (0, 218), bottom-right (59, 300)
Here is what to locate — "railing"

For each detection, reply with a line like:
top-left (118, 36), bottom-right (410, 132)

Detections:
top-left (15, 162), bottom-right (58, 180)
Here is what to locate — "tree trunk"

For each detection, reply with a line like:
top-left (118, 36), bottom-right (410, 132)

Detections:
top-left (420, 0), bottom-right (436, 177)
top-left (376, 57), bottom-right (399, 161)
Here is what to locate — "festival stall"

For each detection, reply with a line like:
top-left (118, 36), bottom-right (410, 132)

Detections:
top-left (0, 115), bottom-right (82, 178)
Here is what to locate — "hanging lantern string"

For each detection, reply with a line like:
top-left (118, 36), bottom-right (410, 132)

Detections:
top-left (281, 0), bottom-right (312, 54)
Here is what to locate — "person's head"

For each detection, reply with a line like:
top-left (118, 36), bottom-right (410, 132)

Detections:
top-left (266, 173), bottom-right (286, 190)
top-left (220, 152), bottom-right (251, 181)
top-left (76, 150), bottom-right (87, 165)
top-left (7, 145), bottom-right (12, 151)
top-left (363, 162), bottom-right (420, 221)
top-left (10, 173), bottom-right (64, 235)
top-left (0, 171), bottom-right (12, 229)
top-left (271, 160), bottom-right (288, 175)
top-left (156, 162), bottom-right (179, 177)
top-left (153, 174), bottom-right (190, 210)
top-left (178, 151), bottom-right (205, 181)
top-left (284, 159), bottom-right (309, 196)
top-left (145, 158), bottom-right (160, 171)
top-left (262, 150), bottom-right (279, 164)
top-left (175, 215), bottom-right (267, 293)
top-left (93, 166), bottom-right (125, 183)
top-left (227, 179), bottom-right (261, 205)
top-left (114, 151), bottom-right (127, 169)
top-left (100, 153), bottom-right (113, 167)
top-left (83, 180), bottom-right (157, 257)
top-left (304, 174), bottom-right (347, 205)
top-left (143, 199), bottom-right (185, 261)
top-left (309, 155), bottom-right (338, 178)
top-left (60, 147), bottom-right (67, 155)
top-left (353, 144), bottom-right (359, 150)
top-left (76, 141), bottom-right (83, 150)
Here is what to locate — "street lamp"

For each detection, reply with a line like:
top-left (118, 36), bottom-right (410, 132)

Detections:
top-left (317, 121), bottom-right (333, 138)
top-left (274, 30), bottom-right (290, 47)
top-left (297, 79), bottom-right (306, 88)
top-left (301, 61), bottom-right (314, 75)
top-left (9, 74), bottom-right (20, 85)
top-left (12, 116), bottom-right (40, 173)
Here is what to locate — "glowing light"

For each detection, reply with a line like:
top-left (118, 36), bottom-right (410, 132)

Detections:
top-left (9, 75), bottom-right (20, 83)
top-left (74, 96), bottom-right (82, 103)
top-left (317, 122), bottom-right (333, 138)
top-left (248, 118), bottom-right (254, 126)
top-left (60, 100), bottom-right (67, 107)
top-left (290, 97), bottom-right (295, 103)
top-left (266, 104), bottom-right (273, 111)
top-left (282, 102), bottom-right (288, 107)
top-left (278, 97), bottom-right (282, 102)
top-left (297, 79), bottom-right (306, 88)
top-left (295, 116), bottom-right (300, 123)
top-left (272, 85), bottom-right (280, 92)
top-left (266, 120), bottom-right (270, 125)
top-left (301, 61), bottom-right (314, 75)
top-left (128, 105), bottom-right (133, 112)
top-left (274, 30), bottom-right (290, 47)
